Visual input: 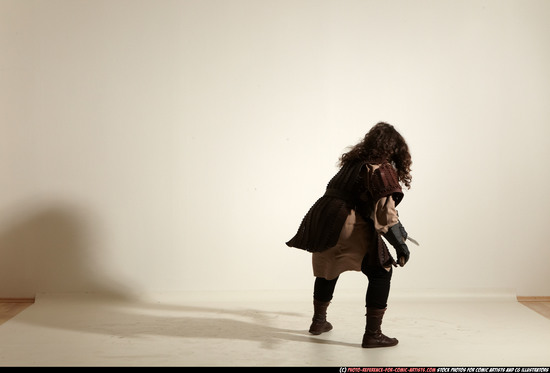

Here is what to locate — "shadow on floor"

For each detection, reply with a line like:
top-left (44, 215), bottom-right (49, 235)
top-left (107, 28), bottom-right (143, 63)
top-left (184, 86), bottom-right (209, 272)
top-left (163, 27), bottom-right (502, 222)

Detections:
top-left (16, 295), bottom-right (359, 349)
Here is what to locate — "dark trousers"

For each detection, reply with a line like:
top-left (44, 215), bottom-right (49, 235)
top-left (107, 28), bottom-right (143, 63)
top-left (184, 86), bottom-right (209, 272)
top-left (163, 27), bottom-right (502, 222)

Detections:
top-left (313, 256), bottom-right (393, 309)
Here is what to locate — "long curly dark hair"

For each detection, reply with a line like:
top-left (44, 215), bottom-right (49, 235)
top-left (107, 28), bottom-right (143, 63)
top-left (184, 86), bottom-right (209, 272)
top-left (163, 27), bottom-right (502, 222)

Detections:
top-left (338, 122), bottom-right (412, 189)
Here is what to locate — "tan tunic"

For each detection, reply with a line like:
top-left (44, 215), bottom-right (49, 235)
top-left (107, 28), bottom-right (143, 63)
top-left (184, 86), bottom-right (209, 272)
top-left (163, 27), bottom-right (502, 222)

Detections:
top-left (312, 164), bottom-right (400, 280)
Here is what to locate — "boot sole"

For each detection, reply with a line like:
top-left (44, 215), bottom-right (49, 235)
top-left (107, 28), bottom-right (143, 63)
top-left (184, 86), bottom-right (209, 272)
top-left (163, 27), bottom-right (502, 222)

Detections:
top-left (362, 340), bottom-right (399, 348)
top-left (309, 326), bottom-right (333, 335)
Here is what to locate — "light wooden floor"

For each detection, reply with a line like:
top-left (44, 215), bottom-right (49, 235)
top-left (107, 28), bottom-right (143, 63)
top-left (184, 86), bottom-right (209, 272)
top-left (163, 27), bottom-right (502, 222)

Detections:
top-left (1, 297), bottom-right (549, 327)
top-left (517, 296), bottom-right (550, 320)
top-left (0, 300), bottom-right (34, 326)
top-left (1, 293), bottom-right (550, 367)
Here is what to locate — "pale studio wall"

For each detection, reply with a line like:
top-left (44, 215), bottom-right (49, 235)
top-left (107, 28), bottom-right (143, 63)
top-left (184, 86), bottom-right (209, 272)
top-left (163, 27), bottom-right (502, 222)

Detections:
top-left (1, 0), bottom-right (549, 298)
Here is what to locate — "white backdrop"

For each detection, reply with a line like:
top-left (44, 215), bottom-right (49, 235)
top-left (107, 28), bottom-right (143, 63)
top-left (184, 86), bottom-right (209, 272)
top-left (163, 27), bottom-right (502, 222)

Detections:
top-left (1, 0), bottom-right (549, 298)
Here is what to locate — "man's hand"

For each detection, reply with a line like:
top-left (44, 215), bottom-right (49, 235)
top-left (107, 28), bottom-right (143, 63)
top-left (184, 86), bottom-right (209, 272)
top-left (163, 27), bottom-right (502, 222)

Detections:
top-left (383, 221), bottom-right (410, 267)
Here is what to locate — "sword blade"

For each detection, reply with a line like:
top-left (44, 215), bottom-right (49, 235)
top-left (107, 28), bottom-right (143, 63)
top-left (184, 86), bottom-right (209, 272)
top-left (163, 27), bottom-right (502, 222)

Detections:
top-left (407, 236), bottom-right (420, 246)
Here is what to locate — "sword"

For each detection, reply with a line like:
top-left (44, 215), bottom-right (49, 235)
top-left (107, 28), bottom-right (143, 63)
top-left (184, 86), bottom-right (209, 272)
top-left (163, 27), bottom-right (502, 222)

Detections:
top-left (406, 236), bottom-right (420, 246)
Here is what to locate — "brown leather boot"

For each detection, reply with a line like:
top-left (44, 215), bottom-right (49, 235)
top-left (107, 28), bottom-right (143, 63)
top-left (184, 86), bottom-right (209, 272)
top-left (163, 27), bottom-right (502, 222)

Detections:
top-left (308, 299), bottom-right (333, 335)
top-left (361, 307), bottom-right (398, 348)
